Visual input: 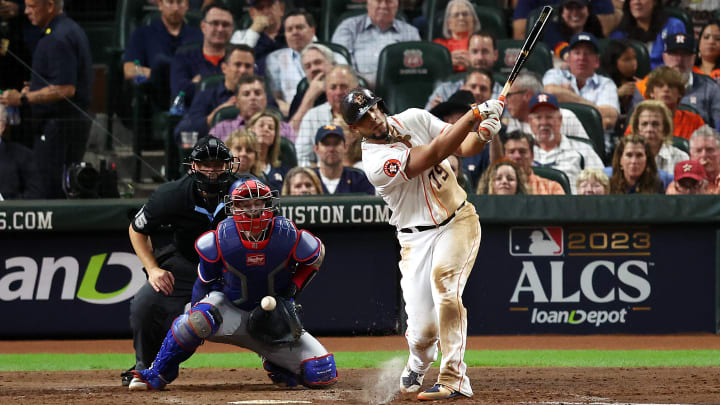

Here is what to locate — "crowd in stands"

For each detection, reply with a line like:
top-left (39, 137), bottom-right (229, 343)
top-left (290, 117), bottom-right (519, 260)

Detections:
top-left (2, 0), bottom-right (720, 199)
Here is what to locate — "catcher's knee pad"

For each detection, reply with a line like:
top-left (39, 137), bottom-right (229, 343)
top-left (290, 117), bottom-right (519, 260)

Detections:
top-left (172, 303), bottom-right (223, 348)
top-left (300, 353), bottom-right (338, 388)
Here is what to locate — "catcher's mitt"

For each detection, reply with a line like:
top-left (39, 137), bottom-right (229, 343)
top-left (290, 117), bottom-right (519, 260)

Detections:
top-left (247, 296), bottom-right (303, 345)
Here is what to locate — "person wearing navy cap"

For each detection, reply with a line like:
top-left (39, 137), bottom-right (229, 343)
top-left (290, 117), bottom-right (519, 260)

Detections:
top-left (543, 32), bottom-right (620, 131)
top-left (312, 125), bottom-right (375, 195)
top-left (528, 92), bottom-right (604, 194)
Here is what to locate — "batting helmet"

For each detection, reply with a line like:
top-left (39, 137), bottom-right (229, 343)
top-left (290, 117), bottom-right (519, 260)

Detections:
top-left (187, 135), bottom-right (234, 194)
top-left (340, 88), bottom-right (387, 125)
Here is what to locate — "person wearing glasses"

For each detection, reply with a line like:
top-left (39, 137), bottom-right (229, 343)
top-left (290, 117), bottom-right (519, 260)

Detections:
top-left (170, 3), bottom-right (234, 109)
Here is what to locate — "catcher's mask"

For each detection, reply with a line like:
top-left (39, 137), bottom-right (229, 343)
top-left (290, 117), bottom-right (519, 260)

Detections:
top-left (225, 179), bottom-right (279, 236)
top-left (187, 136), bottom-right (234, 194)
top-left (340, 87), bottom-right (388, 126)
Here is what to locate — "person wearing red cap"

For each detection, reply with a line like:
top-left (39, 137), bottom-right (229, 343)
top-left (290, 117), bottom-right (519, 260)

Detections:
top-left (666, 159), bottom-right (710, 194)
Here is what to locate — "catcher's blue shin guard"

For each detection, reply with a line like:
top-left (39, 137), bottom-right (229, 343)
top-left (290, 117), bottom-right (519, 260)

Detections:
top-left (150, 303), bottom-right (222, 384)
top-left (263, 360), bottom-right (300, 387)
top-left (300, 353), bottom-right (338, 388)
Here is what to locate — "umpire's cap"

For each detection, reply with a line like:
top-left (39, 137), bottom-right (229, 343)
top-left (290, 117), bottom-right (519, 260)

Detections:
top-left (341, 87), bottom-right (387, 125)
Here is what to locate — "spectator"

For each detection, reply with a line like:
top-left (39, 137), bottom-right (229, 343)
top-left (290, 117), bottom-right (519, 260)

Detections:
top-left (627, 100), bottom-right (689, 174)
top-left (170, 3), bottom-right (234, 108)
top-left (123, 136), bottom-right (238, 387)
top-left (209, 74), bottom-right (295, 142)
top-left (610, 0), bottom-right (686, 69)
top-left (247, 109), bottom-right (291, 191)
top-left (230, 0), bottom-right (286, 74)
top-left (606, 134), bottom-right (665, 194)
top-left (689, 125), bottom-right (720, 193)
top-left (0, 1), bottom-right (35, 91)
top-left (296, 64), bottom-right (358, 167)
top-left (224, 128), bottom-right (266, 181)
top-left (446, 154), bottom-right (472, 193)
top-left (599, 39), bottom-right (639, 124)
top-left (542, 0), bottom-right (604, 61)
top-left (429, 89), bottom-right (474, 123)
top-left (265, 10), bottom-right (317, 116)
top-left (0, 104), bottom-right (42, 200)
top-left (512, 0), bottom-right (619, 40)
top-left (433, 0), bottom-right (481, 73)
top-left (632, 68), bottom-right (705, 140)
top-left (331, 0), bottom-right (420, 87)
top-left (633, 32), bottom-right (720, 131)
top-left (695, 22), bottom-right (720, 81)
top-left (288, 43), bottom-right (335, 131)
top-left (425, 31), bottom-right (502, 109)
top-left (281, 166), bottom-right (324, 195)
top-left (576, 168), bottom-right (610, 194)
top-left (666, 159), bottom-right (711, 194)
top-left (0, 0), bottom-right (92, 199)
top-left (502, 130), bottom-right (565, 195)
top-left (528, 92), bottom-right (604, 194)
top-left (543, 32), bottom-right (620, 129)
top-left (329, 114), bottom-right (363, 170)
top-left (122, 0), bottom-right (203, 106)
top-left (173, 44), bottom-right (255, 141)
top-left (476, 158), bottom-right (529, 195)
top-left (461, 68), bottom-right (495, 104)
top-left (504, 71), bottom-right (591, 141)
top-left (312, 125), bottom-right (375, 195)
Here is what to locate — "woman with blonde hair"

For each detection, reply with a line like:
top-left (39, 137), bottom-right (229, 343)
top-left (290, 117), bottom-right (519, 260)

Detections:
top-left (576, 168), bottom-right (610, 195)
top-left (433, 0), bottom-right (481, 72)
top-left (224, 129), bottom-right (265, 180)
top-left (627, 99), bottom-right (688, 175)
top-left (281, 167), bottom-right (324, 196)
top-left (476, 158), bottom-right (529, 195)
top-left (247, 109), bottom-right (290, 191)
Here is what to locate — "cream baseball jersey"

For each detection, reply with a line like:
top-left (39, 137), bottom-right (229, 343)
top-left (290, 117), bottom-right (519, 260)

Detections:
top-left (362, 108), bottom-right (467, 229)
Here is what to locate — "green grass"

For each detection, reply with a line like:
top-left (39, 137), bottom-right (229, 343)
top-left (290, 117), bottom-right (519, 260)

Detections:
top-left (1, 350), bottom-right (720, 371)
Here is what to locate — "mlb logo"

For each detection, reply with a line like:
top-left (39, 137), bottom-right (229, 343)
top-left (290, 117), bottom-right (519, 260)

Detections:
top-left (246, 253), bottom-right (266, 266)
top-left (509, 226), bottom-right (563, 256)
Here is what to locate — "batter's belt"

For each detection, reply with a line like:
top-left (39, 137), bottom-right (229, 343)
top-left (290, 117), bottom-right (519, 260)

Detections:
top-left (399, 201), bottom-right (466, 233)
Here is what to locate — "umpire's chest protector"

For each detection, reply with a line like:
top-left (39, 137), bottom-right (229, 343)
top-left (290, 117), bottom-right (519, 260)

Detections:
top-left (215, 217), bottom-right (299, 309)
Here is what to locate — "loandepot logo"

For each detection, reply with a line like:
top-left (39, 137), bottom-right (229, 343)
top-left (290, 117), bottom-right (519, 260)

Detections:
top-left (531, 308), bottom-right (628, 327)
top-left (0, 253), bottom-right (145, 304)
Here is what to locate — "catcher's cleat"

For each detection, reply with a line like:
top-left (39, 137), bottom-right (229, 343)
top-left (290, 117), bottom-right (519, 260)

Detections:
top-left (417, 384), bottom-right (468, 401)
top-left (399, 365), bottom-right (425, 393)
top-left (128, 369), bottom-right (168, 391)
top-left (263, 360), bottom-right (300, 387)
top-left (120, 366), bottom-right (135, 387)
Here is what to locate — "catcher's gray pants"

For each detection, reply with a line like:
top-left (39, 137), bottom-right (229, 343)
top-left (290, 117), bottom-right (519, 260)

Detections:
top-left (197, 291), bottom-right (330, 375)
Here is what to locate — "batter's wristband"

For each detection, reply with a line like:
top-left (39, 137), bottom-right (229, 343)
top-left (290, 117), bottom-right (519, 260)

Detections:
top-left (471, 103), bottom-right (481, 121)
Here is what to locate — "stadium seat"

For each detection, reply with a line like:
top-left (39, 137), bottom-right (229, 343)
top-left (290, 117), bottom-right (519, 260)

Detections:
top-left (559, 102), bottom-right (606, 162)
top-left (316, 41), bottom-right (353, 66)
top-left (665, 7), bottom-right (694, 36)
top-left (673, 136), bottom-right (690, 154)
top-left (531, 166), bottom-right (572, 194)
top-left (376, 41), bottom-right (453, 114)
top-left (678, 103), bottom-right (701, 116)
top-left (320, 0), bottom-right (367, 42)
top-left (429, 4), bottom-right (507, 41)
top-left (494, 39), bottom-right (552, 79)
top-left (596, 38), bottom-right (651, 78)
top-left (199, 75), bottom-right (225, 93)
top-left (211, 106), bottom-right (241, 127)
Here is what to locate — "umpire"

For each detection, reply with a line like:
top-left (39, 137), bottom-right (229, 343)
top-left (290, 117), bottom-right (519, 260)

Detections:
top-left (123, 136), bottom-right (240, 385)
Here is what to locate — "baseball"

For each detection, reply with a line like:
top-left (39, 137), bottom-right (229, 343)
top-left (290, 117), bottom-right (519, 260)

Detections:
top-left (261, 296), bottom-right (276, 311)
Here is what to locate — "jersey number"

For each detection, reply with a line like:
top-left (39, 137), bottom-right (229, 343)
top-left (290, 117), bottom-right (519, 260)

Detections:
top-left (428, 164), bottom-right (449, 189)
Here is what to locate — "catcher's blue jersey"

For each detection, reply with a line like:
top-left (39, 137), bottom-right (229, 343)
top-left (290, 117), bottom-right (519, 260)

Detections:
top-left (195, 216), bottom-right (322, 311)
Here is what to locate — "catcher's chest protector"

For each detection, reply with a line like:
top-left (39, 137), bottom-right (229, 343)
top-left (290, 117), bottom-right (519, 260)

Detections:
top-left (216, 217), bottom-right (299, 310)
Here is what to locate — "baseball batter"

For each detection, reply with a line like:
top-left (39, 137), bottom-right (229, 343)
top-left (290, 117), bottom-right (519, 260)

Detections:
top-left (342, 88), bottom-right (503, 400)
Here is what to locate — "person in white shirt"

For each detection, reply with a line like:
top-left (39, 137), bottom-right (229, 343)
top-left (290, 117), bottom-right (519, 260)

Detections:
top-left (341, 87), bottom-right (503, 401)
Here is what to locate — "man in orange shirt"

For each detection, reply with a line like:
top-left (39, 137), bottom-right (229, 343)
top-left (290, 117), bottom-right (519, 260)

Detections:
top-left (502, 130), bottom-right (565, 195)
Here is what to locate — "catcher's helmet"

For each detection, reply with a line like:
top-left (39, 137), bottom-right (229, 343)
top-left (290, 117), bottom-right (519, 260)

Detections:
top-left (340, 87), bottom-right (387, 125)
top-left (188, 135), bottom-right (234, 194)
top-left (224, 179), bottom-right (279, 235)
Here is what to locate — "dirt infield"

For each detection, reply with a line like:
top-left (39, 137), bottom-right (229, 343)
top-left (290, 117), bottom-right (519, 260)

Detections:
top-left (2, 335), bottom-right (720, 405)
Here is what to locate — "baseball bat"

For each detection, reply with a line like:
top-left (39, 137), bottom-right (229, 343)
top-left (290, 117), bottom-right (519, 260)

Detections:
top-left (497, 5), bottom-right (554, 104)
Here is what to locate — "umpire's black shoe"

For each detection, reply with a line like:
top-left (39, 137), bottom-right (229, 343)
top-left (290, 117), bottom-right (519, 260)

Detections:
top-left (121, 366), bottom-right (135, 386)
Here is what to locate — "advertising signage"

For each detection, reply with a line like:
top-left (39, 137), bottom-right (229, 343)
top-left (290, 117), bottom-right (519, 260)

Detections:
top-left (466, 224), bottom-right (717, 334)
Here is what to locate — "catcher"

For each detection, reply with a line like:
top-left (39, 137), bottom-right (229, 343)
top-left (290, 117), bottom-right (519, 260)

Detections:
top-left (128, 179), bottom-right (337, 390)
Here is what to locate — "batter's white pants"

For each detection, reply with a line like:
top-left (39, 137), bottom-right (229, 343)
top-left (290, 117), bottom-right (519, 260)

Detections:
top-left (397, 203), bottom-right (480, 397)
